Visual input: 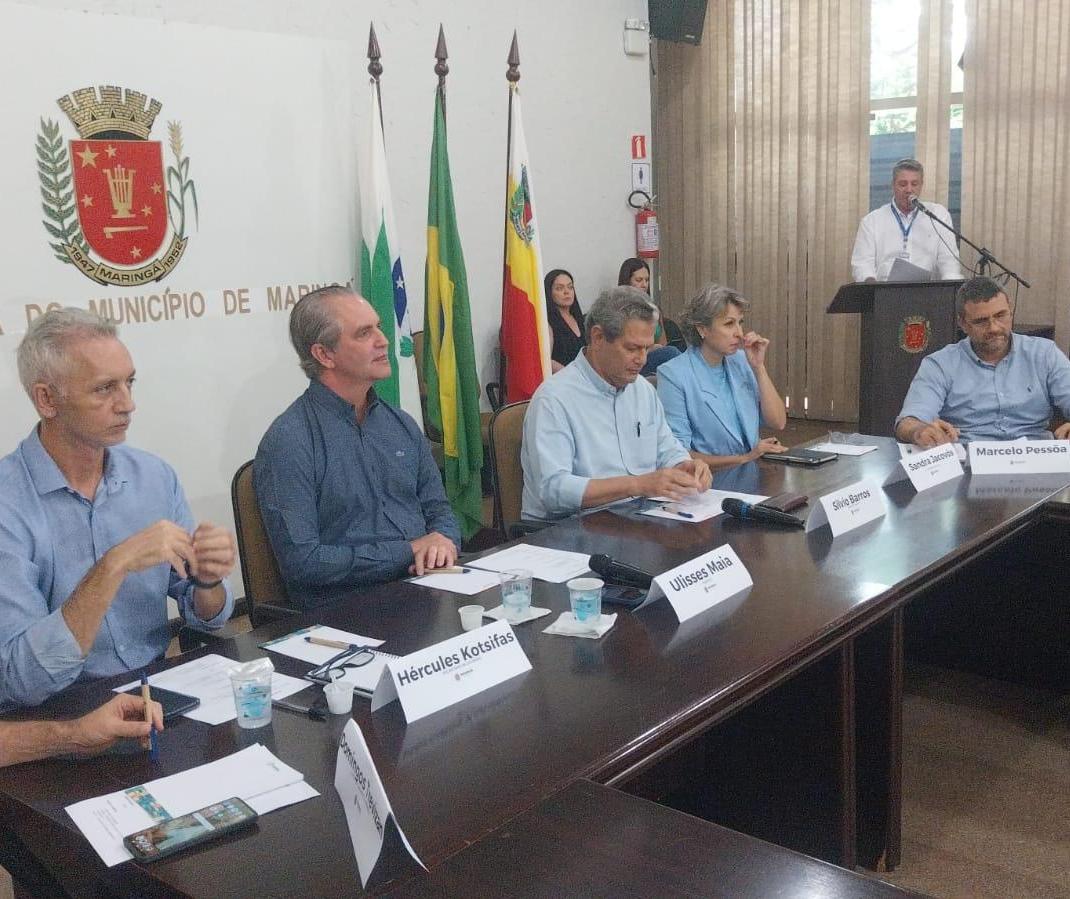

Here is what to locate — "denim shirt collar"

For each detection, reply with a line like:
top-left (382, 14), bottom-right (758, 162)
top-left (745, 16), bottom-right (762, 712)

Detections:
top-left (305, 378), bottom-right (381, 424)
top-left (20, 425), bottom-right (128, 498)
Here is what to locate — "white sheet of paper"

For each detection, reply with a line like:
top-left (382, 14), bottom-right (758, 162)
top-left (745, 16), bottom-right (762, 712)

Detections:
top-left (410, 568), bottom-right (502, 595)
top-left (66, 744), bottom-right (315, 867)
top-left (642, 489), bottom-right (768, 522)
top-left (808, 442), bottom-right (879, 456)
top-left (259, 626), bottom-right (396, 696)
top-left (115, 655), bottom-right (308, 725)
top-left (260, 626), bottom-right (385, 665)
top-left (467, 544), bottom-right (592, 583)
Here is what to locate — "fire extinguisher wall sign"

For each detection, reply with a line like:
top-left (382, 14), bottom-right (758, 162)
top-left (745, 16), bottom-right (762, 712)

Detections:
top-left (629, 189), bottom-right (659, 260)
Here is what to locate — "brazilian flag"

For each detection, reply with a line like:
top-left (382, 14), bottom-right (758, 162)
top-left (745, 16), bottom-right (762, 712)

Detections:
top-left (423, 89), bottom-right (484, 538)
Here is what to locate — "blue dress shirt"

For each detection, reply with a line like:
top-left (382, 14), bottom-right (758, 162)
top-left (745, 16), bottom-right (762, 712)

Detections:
top-left (254, 380), bottom-right (460, 607)
top-left (0, 428), bottom-right (234, 710)
top-left (897, 334), bottom-right (1070, 442)
top-left (521, 350), bottom-right (690, 520)
top-left (657, 347), bottom-right (761, 456)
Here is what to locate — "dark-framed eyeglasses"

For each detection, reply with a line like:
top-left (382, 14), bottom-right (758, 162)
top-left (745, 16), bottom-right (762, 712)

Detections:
top-left (305, 644), bottom-right (377, 685)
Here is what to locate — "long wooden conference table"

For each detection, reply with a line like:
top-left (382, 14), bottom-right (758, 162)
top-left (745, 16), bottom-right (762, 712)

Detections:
top-left (2, 439), bottom-right (1067, 897)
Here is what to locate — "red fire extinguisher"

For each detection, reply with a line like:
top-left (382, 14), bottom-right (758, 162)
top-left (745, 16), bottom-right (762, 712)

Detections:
top-left (629, 190), bottom-right (659, 259)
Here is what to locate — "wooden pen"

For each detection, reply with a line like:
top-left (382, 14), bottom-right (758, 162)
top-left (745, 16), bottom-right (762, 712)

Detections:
top-left (305, 635), bottom-right (355, 650)
top-left (140, 672), bottom-right (158, 760)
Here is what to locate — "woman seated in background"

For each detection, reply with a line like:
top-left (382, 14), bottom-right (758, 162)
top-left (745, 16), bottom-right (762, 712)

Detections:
top-left (617, 257), bottom-right (681, 375)
top-left (545, 268), bottom-right (586, 373)
top-left (657, 283), bottom-right (788, 469)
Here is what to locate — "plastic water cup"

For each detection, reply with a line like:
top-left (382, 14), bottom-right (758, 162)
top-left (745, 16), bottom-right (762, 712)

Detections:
top-left (323, 681), bottom-right (354, 715)
top-left (500, 569), bottom-right (533, 622)
top-left (567, 577), bottom-right (604, 625)
top-left (459, 605), bottom-right (485, 631)
top-left (229, 658), bottom-right (273, 729)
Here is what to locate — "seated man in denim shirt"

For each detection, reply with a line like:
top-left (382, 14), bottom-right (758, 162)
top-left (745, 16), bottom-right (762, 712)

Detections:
top-left (896, 276), bottom-right (1070, 447)
top-left (255, 287), bottom-right (460, 607)
top-left (0, 310), bottom-right (236, 710)
top-left (521, 286), bottom-right (712, 521)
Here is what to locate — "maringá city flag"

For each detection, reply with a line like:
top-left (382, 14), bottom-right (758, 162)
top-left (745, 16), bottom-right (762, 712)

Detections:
top-left (500, 86), bottom-right (551, 401)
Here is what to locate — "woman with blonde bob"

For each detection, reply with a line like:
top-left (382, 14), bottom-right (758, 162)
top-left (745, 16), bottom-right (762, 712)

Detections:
top-left (656, 283), bottom-right (788, 469)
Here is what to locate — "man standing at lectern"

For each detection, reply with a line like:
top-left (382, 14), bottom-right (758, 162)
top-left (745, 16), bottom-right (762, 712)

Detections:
top-left (851, 158), bottom-right (962, 283)
top-left (895, 277), bottom-right (1070, 446)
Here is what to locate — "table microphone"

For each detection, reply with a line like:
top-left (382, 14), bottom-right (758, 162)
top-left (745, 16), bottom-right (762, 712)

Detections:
top-left (589, 553), bottom-right (653, 589)
top-left (722, 498), bottom-right (805, 529)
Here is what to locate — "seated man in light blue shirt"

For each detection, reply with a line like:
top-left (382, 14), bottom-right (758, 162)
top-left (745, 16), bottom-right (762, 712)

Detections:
top-left (0, 309), bottom-right (236, 709)
top-left (522, 286), bottom-right (712, 521)
top-left (895, 276), bottom-right (1070, 446)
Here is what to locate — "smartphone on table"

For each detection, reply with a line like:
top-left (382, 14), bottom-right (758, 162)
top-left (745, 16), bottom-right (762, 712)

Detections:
top-left (121, 686), bottom-right (200, 722)
top-left (123, 797), bottom-right (258, 862)
top-left (761, 448), bottom-right (837, 467)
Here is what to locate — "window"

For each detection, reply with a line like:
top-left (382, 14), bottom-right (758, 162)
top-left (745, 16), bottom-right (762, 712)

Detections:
top-left (868, 0), bottom-right (966, 226)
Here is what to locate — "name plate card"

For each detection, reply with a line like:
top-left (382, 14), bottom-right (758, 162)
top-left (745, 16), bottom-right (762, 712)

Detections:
top-left (335, 721), bottom-right (424, 887)
top-left (805, 478), bottom-right (885, 537)
top-left (884, 443), bottom-right (964, 491)
top-left (641, 545), bottom-right (752, 623)
top-left (969, 440), bottom-right (1070, 475)
top-left (370, 619), bottom-right (531, 723)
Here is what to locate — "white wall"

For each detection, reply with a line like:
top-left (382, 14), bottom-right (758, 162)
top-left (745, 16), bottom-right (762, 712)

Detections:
top-left (2, 0), bottom-right (651, 594)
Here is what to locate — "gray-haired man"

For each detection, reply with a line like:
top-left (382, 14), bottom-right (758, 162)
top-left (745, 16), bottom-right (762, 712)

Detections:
top-left (0, 309), bottom-right (235, 709)
top-left (254, 287), bottom-right (460, 607)
top-left (850, 157), bottom-right (961, 282)
top-left (521, 286), bottom-right (712, 521)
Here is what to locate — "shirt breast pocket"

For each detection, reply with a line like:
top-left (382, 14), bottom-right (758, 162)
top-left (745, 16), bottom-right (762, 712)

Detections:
top-left (624, 419), bottom-right (659, 474)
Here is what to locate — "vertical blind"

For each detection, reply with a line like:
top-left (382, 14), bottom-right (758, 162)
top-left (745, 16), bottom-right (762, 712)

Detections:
top-left (654, 0), bottom-right (870, 421)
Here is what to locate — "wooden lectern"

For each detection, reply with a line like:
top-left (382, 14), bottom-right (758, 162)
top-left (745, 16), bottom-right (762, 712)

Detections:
top-left (828, 280), bottom-right (963, 437)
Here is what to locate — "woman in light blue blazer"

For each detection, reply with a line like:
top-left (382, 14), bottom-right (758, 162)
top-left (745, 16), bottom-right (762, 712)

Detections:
top-left (657, 284), bottom-right (788, 469)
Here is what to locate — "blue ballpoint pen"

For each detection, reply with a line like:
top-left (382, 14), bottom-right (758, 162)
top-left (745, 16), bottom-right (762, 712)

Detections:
top-left (661, 506), bottom-right (695, 519)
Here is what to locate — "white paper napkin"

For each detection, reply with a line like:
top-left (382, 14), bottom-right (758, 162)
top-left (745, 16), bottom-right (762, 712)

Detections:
top-left (483, 604), bottom-right (553, 624)
top-left (543, 611), bottom-right (618, 639)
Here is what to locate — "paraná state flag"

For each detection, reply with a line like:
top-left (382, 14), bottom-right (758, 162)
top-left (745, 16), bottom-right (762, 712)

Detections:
top-left (423, 89), bottom-right (484, 538)
top-left (500, 87), bottom-right (551, 401)
top-left (359, 80), bottom-right (421, 424)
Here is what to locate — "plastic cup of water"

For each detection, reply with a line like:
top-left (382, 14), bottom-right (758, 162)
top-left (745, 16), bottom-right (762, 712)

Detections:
top-left (567, 577), bottom-right (604, 626)
top-left (229, 658), bottom-right (273, 729)
top-left (500, 569), bottom-right (533, 622)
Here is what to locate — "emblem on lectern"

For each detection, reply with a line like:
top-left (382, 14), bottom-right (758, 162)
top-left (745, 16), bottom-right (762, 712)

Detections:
top-left (898, 315), bottom-right (931, 353)
top-left (36, 85), bottom-right (197, 286)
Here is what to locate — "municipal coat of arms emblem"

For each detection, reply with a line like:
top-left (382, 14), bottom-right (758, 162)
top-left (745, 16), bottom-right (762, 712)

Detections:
top-left (37, 85), bottom-right (197, 285)
top-left (898, 315), bottom-right (931, 353)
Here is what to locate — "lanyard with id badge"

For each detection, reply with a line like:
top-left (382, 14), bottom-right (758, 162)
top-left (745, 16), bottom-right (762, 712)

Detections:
top-left (890, 202), bottom-right (918, 259)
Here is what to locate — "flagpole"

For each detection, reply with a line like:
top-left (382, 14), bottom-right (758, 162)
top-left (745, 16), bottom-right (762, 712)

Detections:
top-left (434, 25), bottom-right (449, 126)
top-left (498, 32), bottom-right (521, 407)
top-left (367, 23), bottom-right (384, 130)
